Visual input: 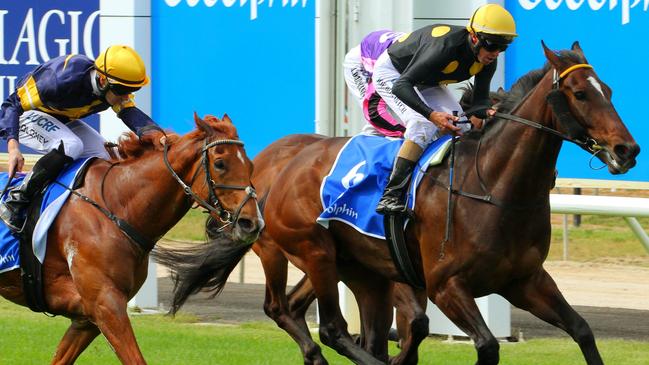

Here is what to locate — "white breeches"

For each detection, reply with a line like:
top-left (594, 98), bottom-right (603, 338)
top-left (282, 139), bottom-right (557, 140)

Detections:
top-left (372, 51), bottom-right (469, 149)
top-left (18, 110), bottom-right (110, 160)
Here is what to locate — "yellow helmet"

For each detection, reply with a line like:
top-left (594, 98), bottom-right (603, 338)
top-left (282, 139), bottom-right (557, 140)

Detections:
top-left (467, 4), bottom-right (517, 38)
top-left (94, 45), bottom-right (149, 89)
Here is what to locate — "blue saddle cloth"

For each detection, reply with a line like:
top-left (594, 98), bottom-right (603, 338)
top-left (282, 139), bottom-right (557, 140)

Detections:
top-left (317, 134), bottom-right (452, 239)
top-left (0, 158), bottom-right (93, 273)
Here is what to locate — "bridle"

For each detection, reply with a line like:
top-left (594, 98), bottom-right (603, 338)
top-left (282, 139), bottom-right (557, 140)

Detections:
top-left (163, 138), bottom-right (257, 232)
top-left (435, 62), bottom-right (608, 258)
top-left (492, 63), bottom-right (603, 154)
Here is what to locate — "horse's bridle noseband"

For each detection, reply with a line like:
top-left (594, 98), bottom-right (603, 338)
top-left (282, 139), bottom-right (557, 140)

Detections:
top-left (163, 138), bottom-right (257, 231)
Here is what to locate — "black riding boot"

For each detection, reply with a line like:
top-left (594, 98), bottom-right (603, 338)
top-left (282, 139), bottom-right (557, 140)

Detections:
top-left (376, 157), bottom-right (416, 215)
top-left (0, 146), bottom-right (72, 232)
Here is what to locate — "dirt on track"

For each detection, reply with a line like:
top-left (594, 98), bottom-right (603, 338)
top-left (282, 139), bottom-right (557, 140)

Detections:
top-left (156, 254), bottom-right (649, 341)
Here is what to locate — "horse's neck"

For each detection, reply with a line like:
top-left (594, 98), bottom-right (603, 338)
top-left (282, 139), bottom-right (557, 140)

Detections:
top-left (480, 74), bottom-right (562, 200)
top-left (107, 149), bottom-right (196, 240)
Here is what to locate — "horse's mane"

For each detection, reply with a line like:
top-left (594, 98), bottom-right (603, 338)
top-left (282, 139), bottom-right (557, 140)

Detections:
top-left (107, 115), bottom-right (239, 161)
top-left (457, 49), bottom-right (587, 142)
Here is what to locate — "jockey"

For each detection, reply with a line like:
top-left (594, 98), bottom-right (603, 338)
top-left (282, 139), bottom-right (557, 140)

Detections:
top-left (0, 45), bottom-right (160, 232)
top-left (372, 4), bottom-right (517, 214)
top-left (343, 30), bottom-right (406, 137)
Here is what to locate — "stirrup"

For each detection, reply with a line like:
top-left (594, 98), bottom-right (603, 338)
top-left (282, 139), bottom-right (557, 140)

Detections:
top-left (0, 203), bottom-right (27, 233)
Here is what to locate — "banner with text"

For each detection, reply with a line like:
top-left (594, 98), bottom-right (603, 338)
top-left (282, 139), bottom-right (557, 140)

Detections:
top-left (152, 0), bottom-right (315, 157)
top-left (0, 1), bottom-right (100, 153)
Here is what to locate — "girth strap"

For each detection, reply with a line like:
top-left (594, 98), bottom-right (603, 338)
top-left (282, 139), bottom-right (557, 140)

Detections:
top-left (55, 181), bottom-right (155, 252)
top-left (384, 214), bottom-right (425, 289)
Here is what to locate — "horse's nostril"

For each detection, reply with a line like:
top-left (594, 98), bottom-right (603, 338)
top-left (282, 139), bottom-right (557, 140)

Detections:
top-left (237, 218), bottom-right (256, 233)
top-left (613, 144), bottom-right (629, 159)
top-left (614, 143), bottom-right (640, 161)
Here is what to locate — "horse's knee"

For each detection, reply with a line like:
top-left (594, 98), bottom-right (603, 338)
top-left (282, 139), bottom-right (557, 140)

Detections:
top-left (409, 313), bottom-right (429, 341)
top-left (263, 300), bottom-right (283, 321)
top-left (571, 318), bottom-right (596, 346)
top-left (475, 337), bottom-right (499, 365)
top-left (318, 322), bottom-right (344, 348)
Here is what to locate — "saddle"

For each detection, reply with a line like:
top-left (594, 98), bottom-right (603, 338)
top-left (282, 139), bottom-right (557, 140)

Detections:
top-left (12, 159), bottom-right (93, 313)
top-left (317, 134), bottom-right (455, 288)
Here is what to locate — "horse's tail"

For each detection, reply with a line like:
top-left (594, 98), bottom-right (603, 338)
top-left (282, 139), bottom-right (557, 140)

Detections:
top-left (152, 193), bottom-right (268, 315)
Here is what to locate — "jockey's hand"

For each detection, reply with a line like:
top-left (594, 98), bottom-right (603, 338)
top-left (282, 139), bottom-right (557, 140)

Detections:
top-left (428, 111), bottom-right (462, 134)
top-left (469, 108), bottom-right (496, 130)
top-left (7, 139), bottom-right (24, 175)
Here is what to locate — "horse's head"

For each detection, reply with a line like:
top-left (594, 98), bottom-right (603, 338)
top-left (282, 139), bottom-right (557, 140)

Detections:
top-left (541, 41), bottom-right (640, 174)
top-left (170, 113), bottom-right (263, 244)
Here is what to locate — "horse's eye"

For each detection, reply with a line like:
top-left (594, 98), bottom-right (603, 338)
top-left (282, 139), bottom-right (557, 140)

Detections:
top-left (574, 91), bottom-right (587, 100)
top-left (214, 159), bottom-right (226, 170)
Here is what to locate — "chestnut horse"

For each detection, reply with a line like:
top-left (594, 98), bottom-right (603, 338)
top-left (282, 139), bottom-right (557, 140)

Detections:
top-left (163, 42), bottom-right (639, 365)
top-left (246, 134), bottom-right (428, 365)
top-left (0, 114), bottom-right (262, 365)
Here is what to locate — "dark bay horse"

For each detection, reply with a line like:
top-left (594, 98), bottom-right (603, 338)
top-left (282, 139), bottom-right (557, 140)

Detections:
top-left (163, 42), bottom-right (639, 365)
top-left (0, 114), bottom-right (262, 364)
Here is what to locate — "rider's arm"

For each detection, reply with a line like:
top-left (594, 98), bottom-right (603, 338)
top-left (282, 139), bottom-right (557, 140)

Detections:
top-left (0, 93), bottom-right (27, 173)
top-left (0, 93), bottom-right (24, 141)
top-left (471, 60), bottom-right (497, 117)
top-left (112, 97), bottom-right (158, 136)
top-left (391, 46), bottom-right (448, 119)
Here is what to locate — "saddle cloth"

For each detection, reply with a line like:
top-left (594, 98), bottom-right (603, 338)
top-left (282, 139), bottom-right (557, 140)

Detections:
top-left (0, 158), bottom-right (93, 273)
top-left (317, 134), bottom-right (453, 239)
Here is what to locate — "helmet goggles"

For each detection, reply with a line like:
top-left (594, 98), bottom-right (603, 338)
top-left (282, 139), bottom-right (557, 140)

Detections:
top-left (108, 82), bottom-right (141, 96)
top-left (477, 33), bottom-right (513, 52)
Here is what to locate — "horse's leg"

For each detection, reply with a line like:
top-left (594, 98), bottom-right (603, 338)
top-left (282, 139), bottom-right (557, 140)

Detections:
top-left (70, 271), bottom-right (147, 365)
top-left (339, 264), bottom-right (393, 364)
top-left (287, 274), bottom-right (317, 334)
top-left (433, 277), bottom-right (500, 365)
top-left (501, 269), bottom-right (603, 365)
top-left (297, 249), bottom-right (385, 365)
top-left (390, 283), bottom-right (429, 365)
top-left (50, 319), bottom-right (100, 365)
top-left (254, 240), bottom-right (327, 365)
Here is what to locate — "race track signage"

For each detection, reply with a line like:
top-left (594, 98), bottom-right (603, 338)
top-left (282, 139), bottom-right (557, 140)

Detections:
top-left (153, 0), bottom-right (315, 157)
top-left (0, 0), bottom-right (100, 150)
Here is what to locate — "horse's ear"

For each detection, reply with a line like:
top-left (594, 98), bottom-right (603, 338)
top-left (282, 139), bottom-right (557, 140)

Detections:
top-left (541, 40), bottom-right (562, 69)
top-left (194, 112), bottom-right (212, 134)
top-left (571, 41), bottom-right (583, 53)
top-left (571, 41), bottom-right (588, 62)
top-left (222, 113), bottom-right (233, 124)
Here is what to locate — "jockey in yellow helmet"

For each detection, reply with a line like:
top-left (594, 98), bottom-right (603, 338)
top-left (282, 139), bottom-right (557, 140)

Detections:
top-left (371, 4), bottom-right (517, 214)
top-left (0, 45), bottom-right (160, 231)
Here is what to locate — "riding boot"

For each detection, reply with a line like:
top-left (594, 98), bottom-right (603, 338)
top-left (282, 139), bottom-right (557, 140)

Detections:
top-left (376, 139), bottom-right (424, 215)
top-left (0, 144), bottom-right (72, 232)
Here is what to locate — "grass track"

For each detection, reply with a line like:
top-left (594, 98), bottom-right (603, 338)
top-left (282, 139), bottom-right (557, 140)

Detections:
top-left (2, 300), bottom-right (648, 365)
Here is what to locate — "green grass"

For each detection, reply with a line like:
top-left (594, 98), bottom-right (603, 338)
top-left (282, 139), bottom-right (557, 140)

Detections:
top-left (548, 215), bottom-right (649, 265)
top-left (163, 208), bottom-right (210, 242)
top-left (2, 299), bottom-right (648, 365)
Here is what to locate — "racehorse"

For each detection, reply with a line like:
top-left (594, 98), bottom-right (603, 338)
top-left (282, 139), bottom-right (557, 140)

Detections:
top-left (0, 113), bottom-right (262, 365)
top-left (245, 133), bottom-right (429, 365)
top-left (161, 42), bottom-right (639, 365)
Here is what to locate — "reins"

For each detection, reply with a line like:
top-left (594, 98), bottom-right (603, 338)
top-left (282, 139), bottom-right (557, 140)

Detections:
top-left (54, 135), bottom-right (257, 252)
top-left (434, 63), bottom-right (599, 259)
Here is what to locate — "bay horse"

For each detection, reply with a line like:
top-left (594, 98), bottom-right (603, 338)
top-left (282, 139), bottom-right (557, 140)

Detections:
top-left (246, 133), bottom-right (429, 365)
top-left (162, 42), bottom-right (639, 365)
top-left (0, 114), bottom-right (262, 365)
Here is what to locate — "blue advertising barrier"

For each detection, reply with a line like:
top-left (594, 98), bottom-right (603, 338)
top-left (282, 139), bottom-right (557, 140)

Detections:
top-left (0, 1), bottom-right (100, 153)
top-left (152, 0), bottom-right (315, 157)
top-left (505, 0), bottom-right (648, 181)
